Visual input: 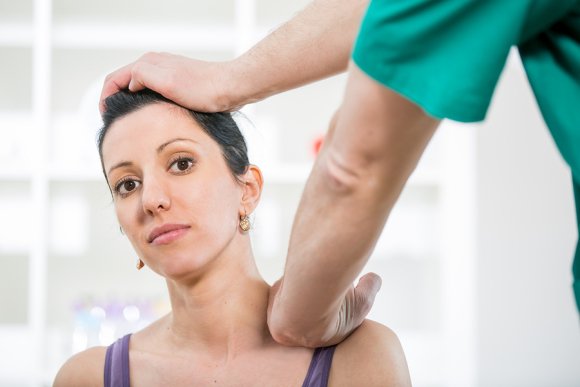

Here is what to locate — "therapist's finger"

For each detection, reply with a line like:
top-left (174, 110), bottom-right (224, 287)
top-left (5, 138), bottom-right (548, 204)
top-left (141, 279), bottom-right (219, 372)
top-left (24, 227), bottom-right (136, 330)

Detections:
top-left (128, 61), bottom-right (174, 98)
top-left (99, 62), bottom-right (134, 113)
top-left (352, 272), bottom-right (382, 322)
top-left (100, 52), bottom-right (167, 113)
top-left (323, 272), bottom-right (382, 347)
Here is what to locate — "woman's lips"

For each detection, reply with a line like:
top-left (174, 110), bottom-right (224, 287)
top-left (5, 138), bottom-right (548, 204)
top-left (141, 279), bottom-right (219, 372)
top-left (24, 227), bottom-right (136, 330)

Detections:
top-left (148, 224), bottom-right (190, 245)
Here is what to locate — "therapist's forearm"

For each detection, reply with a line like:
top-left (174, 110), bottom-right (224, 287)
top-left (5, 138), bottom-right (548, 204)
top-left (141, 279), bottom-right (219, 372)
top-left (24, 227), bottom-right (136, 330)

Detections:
top-left (228, 0), bottom-right (368, 107)
top-left (269, 64), bottom-right (440, 346)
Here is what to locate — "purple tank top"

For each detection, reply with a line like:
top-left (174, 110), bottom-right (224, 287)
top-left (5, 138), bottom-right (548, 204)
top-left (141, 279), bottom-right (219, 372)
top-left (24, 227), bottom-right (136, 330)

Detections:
top-left (104, 334), bottom-right (336, 387)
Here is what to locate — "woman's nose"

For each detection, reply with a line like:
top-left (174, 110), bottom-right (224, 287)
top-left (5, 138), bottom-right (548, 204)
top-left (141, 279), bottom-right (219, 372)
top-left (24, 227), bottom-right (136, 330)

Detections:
top-left (141, 178), bottom-right (171, 215)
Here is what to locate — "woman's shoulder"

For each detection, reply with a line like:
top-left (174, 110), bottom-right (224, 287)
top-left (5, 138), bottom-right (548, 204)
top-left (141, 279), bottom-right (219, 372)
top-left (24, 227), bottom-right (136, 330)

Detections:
top-left (53, 346), bottom-right (107, 387)
top-left (329, 320), bottom-right (411, 387)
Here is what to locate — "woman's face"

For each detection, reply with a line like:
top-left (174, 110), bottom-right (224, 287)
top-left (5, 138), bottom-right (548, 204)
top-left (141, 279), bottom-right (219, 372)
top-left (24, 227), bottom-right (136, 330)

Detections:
top-left (101, 103), bottom-right (246, 280)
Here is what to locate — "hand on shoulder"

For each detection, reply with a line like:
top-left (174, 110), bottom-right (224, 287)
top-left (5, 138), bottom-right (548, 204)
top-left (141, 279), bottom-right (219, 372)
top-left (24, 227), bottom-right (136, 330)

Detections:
top-left (330, 320), bottom-right (411, 387)
top-left (53, 346), bottom-right (106, 387)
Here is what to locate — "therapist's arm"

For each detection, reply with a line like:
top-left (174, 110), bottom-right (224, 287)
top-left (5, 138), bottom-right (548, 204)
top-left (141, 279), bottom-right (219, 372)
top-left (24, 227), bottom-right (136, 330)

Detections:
top-left (267, 63), bottom-right (441, 347)
top-left (100, 0), bottom-right (368, 112)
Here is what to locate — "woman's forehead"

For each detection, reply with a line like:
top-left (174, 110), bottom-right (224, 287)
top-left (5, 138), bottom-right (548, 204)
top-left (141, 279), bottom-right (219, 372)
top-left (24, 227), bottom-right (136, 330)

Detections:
top-left (102, 103), bottom-right (209, 158)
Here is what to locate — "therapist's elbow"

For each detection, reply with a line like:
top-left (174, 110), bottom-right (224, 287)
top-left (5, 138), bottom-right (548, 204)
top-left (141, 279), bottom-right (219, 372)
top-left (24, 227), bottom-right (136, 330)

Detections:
top-left (269, 323), bottom-right (309, 348)
top-left (317, 139), bottom-right (393, 203)
top-left (268, 305), bottom-right (330, 348)
top-left (318, 146), bottom-right (373, 196)
top-left (269, 318), bottom-right (329, 348)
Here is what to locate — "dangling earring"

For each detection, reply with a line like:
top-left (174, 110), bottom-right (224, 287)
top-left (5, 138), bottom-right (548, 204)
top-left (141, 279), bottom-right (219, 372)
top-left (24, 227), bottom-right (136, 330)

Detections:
top-left (136, 259), bottom-right (144, 270)
top-left (239, 212), bottom-right (251, 232)
top-left (119, 226), bottom-right (124, 235)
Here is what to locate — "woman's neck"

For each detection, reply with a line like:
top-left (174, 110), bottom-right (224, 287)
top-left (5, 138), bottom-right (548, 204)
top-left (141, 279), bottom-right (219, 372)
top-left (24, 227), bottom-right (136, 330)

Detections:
top-left (163, 246), bottom-right (273, 360)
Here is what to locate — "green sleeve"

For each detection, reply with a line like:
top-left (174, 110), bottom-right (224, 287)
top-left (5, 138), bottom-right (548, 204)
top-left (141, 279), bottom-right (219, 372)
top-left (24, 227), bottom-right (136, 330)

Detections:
top-left (352, 0), bottom-right (533, 122)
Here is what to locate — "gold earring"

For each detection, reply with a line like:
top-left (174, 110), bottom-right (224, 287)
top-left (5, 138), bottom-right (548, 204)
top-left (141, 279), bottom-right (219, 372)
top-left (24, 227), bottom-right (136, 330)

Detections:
top-left (239, 214), bottom-right (251, 232)
top-left (136, 259), bottom-right (144, 270)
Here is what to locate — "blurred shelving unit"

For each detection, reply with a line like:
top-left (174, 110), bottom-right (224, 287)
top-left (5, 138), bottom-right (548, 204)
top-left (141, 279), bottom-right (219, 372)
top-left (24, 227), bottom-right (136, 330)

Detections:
top-left (0, 0), bottom-right (476, 386)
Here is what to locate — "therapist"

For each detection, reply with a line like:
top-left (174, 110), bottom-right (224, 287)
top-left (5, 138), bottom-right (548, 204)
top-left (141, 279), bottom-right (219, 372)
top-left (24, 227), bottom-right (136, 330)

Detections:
top-left (101, 0), bottom-right (580, 347)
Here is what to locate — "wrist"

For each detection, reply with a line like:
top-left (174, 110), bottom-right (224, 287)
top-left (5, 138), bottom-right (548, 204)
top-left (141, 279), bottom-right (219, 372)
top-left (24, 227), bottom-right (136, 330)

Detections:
top-left (220, 54), bottom-right (271, 111)
top-left (215, 59), bottom-right (246, 111)
top-left (207, 60), bottom-right (235, 111)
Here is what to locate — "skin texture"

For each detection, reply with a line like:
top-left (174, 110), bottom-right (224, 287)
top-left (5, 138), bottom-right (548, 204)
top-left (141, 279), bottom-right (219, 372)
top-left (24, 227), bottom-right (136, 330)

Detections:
top-left (53, 102), bottom-right (411, 386)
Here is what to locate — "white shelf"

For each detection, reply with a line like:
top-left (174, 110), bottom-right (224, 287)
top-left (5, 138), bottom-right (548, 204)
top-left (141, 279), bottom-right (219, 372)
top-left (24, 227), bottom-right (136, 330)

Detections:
top-left (52, 0), bottom-right (236, 25)
top-left (52, 23), bottom-right (237, 51)
top-left (48, 167), bottom-right (104, 182)
top-left (0, 22), bottom-right (33, 46)
top-left (0, 169), bottom-right (32, 181)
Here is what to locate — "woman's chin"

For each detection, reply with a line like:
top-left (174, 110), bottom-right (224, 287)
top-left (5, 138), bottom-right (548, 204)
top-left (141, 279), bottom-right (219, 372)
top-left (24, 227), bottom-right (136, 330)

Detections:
top-left (152, 255), bottom-right (213, 282)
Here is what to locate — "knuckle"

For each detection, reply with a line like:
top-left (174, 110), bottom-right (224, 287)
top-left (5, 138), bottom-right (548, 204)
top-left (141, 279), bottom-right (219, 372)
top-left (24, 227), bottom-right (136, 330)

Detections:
top-left (162, 71), bottom-right (179, 95)
top-left (131, 61), bottom-right (147, 77)
top-left (140, 51), bottom-right (158, 62)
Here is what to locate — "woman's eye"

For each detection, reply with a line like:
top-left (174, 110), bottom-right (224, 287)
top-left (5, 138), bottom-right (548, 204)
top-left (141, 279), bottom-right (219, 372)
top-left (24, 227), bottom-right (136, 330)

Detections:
top-left (116, 179), bottom-right (141, 196)
top-left (169, 157), bottom-right (194, 173)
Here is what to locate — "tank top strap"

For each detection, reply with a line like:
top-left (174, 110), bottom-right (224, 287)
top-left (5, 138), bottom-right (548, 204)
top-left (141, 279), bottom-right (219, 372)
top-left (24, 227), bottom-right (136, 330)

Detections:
top-left (104, 334), bottom-right (132, 387)
top-left (301, 345), bottom-right (337, 387)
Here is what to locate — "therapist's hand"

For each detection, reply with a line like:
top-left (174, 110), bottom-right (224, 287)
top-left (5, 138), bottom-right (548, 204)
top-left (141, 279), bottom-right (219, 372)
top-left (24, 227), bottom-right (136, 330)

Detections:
top-left (100, 52), bottom-right (238, 114)
top-left (267, 272), bottom-right (382, 348)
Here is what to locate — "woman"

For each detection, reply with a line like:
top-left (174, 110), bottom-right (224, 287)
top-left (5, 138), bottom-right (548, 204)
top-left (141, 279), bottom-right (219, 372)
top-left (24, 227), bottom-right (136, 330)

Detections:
top-left (54, 90), bottom-right (411, 386)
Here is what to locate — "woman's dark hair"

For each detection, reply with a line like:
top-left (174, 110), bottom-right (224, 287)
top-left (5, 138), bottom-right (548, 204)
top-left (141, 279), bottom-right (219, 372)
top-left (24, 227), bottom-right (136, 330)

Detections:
top-left (98, 89), bottom-right (249, 180)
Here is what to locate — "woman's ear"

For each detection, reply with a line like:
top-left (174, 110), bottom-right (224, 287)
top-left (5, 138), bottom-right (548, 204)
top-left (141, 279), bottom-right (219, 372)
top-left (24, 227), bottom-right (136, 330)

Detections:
top-left (240, 164), bottom-right (263, 215)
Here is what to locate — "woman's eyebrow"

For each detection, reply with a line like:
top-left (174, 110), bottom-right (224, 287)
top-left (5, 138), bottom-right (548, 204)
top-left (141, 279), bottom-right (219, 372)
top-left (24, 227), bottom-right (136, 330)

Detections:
top-left (157, 138), bottom-right (199, 154)
top-left (107, 161), bottom-right (133, 176)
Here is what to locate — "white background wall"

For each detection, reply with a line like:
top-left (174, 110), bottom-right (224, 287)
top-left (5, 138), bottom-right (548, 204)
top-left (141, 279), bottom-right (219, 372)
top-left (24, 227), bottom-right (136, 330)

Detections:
top-left (476, 54), bottom-right (580, 386)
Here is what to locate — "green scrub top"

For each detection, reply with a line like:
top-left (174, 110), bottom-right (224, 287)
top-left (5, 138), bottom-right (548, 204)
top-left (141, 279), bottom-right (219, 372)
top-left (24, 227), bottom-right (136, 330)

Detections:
top-left (352, 0), bottom-right (580, 311)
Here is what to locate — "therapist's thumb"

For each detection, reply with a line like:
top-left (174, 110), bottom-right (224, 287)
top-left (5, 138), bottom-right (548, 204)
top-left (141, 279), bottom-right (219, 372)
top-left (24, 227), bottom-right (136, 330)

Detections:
top-left (353, 272), bottom-right (382, 320)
